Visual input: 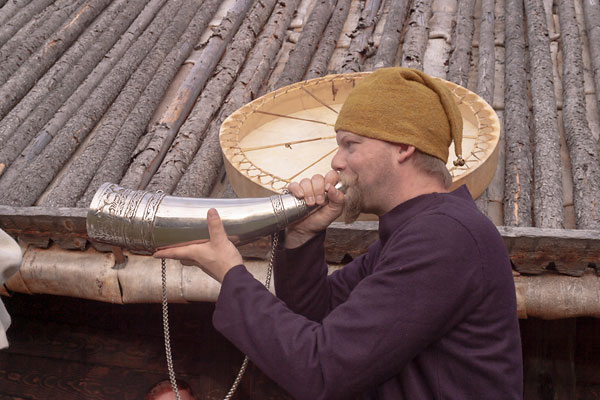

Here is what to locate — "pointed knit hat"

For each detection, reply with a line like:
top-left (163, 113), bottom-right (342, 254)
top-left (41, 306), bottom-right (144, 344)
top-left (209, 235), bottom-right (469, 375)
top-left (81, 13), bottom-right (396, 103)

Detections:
top-left (334, 67), bottom-right (464, 165)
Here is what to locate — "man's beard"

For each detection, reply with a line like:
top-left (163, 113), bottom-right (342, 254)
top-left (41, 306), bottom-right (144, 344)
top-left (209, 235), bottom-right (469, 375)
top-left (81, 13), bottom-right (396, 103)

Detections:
top-left (339, 173), bottom-right (362, 224)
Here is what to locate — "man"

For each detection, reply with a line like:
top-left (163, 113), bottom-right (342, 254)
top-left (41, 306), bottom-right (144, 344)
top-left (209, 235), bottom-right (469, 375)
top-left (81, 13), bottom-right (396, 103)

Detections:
top-left (154, 68), bottom-right (523, 399)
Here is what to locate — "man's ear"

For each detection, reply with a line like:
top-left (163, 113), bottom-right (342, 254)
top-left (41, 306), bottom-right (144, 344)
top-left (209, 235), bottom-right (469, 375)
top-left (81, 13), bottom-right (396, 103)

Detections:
top-left (396, 144), bottom-right (416, 164)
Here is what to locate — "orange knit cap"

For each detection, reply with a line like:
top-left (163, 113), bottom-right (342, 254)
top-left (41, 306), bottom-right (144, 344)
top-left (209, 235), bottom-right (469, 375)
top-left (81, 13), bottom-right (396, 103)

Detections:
top-left (334, 67), bottom-right (464, 165)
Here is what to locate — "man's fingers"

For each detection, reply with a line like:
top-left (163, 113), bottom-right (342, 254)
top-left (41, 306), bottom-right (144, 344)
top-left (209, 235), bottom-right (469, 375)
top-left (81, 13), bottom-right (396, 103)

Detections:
top-left (299, 178), bottom-right (316, 206)
top-left (206, 208), bottom-right (227, 242)
top-left (287, 182), bottom-right (304, 198)
top-left (310, 174), bottom-right (326, 205)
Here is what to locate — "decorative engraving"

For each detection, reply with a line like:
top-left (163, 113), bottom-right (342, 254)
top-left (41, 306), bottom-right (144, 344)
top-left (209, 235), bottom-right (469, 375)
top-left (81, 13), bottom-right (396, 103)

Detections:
top-left (293, 196), bottom-right (308, 215)
top-left (270, 195), bottom-right (288, 229)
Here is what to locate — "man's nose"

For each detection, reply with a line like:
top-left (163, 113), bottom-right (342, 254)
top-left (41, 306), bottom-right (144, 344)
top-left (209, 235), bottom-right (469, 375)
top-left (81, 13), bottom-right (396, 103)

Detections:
top-left (330, 148), bottom-right (345, 171)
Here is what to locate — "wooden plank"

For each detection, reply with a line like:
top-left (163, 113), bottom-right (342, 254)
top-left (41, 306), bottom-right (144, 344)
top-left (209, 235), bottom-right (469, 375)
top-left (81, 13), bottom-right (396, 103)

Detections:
top-left (498, 226), bottom-right (600, 276)
top-left (1, 206), bottom-right (599, 275)
top-left (4, 317), bottom-right (233, 377)
top-left (0, 293), bottom-right (292, 400)
top-left (0, 205), bottom-right (87, 239)
top-left (0, 352), bottom-right (203, 400)
top-left (576, 318), bottom-right (600, 385)
top-left (521, 318), bottom-right (577, 400)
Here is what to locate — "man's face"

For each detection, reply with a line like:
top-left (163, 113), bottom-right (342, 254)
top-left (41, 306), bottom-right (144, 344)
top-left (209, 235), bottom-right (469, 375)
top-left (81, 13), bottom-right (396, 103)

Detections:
top-left (332, 131), bottom-right (397, 221)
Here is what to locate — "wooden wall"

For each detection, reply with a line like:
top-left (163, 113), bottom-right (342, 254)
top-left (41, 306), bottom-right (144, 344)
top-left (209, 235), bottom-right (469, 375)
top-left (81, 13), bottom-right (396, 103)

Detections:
top-left (0, 293), bottom-right (599, 399)
top-left (0, 294), bottom-right (292, 400)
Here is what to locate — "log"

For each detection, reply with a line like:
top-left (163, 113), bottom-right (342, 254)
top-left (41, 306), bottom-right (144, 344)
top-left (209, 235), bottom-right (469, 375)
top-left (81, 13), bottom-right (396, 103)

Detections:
top-left (0, 0), bottom-right (87, 94)
top-left (172, 118), bottom-right (224, 198)
top-left (340, 0), bottom-right (384, 73)
top-left (145, 0), bottom-right (279, 194)
top-left (304, 0), bottom-right (353, 79)
top-left (473, 0), bottom-right (495, 216)
top-left (0, 0), bottom-right (113, 118)
top-left (0, 0), bottom-right (31, 27)
top-left (72, 0), bottom-right (221, 208)
top-left (475, 0), bottom-right (495, 106)
top-left (118, 0), bottom-right (254, 192)
top-left (41, 0), bottom-right (206, 207)
top-left (274, 0), bottom-right (337, 89)
top-left (400, 0), bottom-right (433, 70)
top-left (160, 0), bottom-right (302, 198)
top-left (0, 0), bottom-right (55, 48)
top-left (582, 0), bottom-right (600, 124)
top-left (0, 0), bottom-right (184, 207)
top-left (557, 0), bottom-right (600, 230)
top-left (516, 273), bottom-right (600, 319)
top-left (486, 110), bottom-right (506, 226)
top-left (503, 0), bottom-right (532, 227)
top-left (446, 0), bottom-right (476, 87)
top-left (3, 237), bottom-right (600, 319)
top-left (1, 204), bottom-right (599, 276)
top-left (422, 1), bottom-right (455, 78)
top-left (0, 205), bottom-right (88, 250)
top-left (524, 0), bottom-right (564, 229)
top-left (0, 0), bottom-right (142, 155)
top-left (372, 0), bottom-right (410, 69)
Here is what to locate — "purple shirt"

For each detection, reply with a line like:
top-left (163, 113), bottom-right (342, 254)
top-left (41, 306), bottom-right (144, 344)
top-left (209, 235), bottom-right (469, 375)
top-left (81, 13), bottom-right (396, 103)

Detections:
top-left (213, 186), bottom-right (523, 399)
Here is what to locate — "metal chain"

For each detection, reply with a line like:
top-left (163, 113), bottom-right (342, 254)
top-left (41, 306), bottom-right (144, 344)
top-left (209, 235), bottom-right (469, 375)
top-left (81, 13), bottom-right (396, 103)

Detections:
top-left (161, 257), bottom-right (182, 400)
top-left (161, 231), bottom-right (281, 400)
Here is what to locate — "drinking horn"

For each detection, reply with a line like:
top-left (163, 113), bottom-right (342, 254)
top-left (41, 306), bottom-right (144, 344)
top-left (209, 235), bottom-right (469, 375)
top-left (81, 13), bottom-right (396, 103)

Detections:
top-left (86, 182), bottom-right (333, 254)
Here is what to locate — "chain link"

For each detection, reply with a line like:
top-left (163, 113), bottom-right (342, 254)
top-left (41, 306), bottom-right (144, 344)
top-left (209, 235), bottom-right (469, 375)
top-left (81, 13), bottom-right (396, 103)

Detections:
top-left (162, 257), bottom-right (181, 400)
top-left (161, 231), bottom-right (281, 400)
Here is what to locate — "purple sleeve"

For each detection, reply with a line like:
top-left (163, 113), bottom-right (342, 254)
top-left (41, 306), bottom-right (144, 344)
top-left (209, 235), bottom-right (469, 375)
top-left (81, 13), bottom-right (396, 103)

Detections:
top-left (212, 215), bottom-right (485, 400)
top-left (273, 231), bottom-right (376, 322)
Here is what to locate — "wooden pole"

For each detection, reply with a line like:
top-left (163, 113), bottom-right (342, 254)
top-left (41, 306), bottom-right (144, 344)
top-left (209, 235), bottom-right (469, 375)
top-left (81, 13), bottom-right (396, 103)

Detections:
top-left (2, 244), bottom-right (599, 319)
top-left (305, 0), bottom-right (353, 79)
top-left (0, 0), bottom-right (54, 48)
top-left (524, 0), bottom-right (564, 229)
top-left (503, 0), bottom-right (532, 227)
top-left (473, 0), bottom-right (495, 216)
top-left (120, 0), bottom-right (255, 192)
top-left (0, 0), bottom-right (144, 159)
top-left (0, 0), bottom-right (183, 207)
top-left (72, 0), bottom-right (221, 207)
top-left (373, 0), bottom-right (410, 69)
top-left (401, 0), bottom-right (433, 70)
top-left (340, 0), bottom-right (384, 73)
top-left (172, 1), bottom-right (303, 199)
top-left (582, 0), bottom-right (600, 123)
top-left (475, 0), bottom-right (495, 106)
top-left (0, 0), bottom-right (89, 114)
top-left (274, 0), bottom-right (337, 89)
top-left (447, 0), bottom-right (476, 87)
top-left (144, 0), bottom-right (280, 194)
top-left (0, 0), bottom-right (31, 27)
top-left (557, 0), bottom-right (600, 230)
top-left (41, 0), bottom-right (208, 207)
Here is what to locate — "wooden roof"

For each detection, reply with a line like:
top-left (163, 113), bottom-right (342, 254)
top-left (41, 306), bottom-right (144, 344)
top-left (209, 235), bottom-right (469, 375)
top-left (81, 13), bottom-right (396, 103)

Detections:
top-left (0, 0), bottom-right (599, 316)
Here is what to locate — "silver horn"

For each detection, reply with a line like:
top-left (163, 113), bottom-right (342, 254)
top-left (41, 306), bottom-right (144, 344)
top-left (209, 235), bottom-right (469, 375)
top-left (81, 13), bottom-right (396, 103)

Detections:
top-left (86, 182), bottom-right (322, 254)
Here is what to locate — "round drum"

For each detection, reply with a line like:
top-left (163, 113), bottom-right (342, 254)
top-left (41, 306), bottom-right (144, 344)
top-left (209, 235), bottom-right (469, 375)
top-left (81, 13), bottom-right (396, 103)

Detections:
top-left (220, 72), bottom-right (500, 200)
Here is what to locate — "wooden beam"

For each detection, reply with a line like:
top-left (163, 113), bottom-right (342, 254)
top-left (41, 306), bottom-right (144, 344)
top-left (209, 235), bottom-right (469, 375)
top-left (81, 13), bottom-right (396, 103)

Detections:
top-left (1, 206), bottom-right (598, 276)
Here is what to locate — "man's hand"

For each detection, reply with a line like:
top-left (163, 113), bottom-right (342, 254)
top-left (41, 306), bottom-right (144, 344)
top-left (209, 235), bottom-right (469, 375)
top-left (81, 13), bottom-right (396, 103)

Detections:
top-left (153, 208), bottom-right (242, 283)
top-left (285, 170), bottom-right (344, 248)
